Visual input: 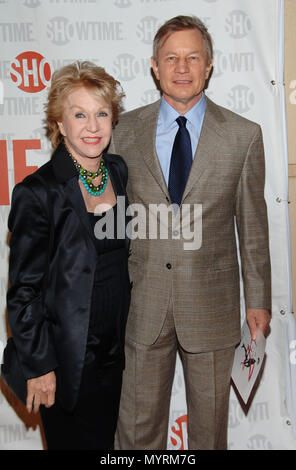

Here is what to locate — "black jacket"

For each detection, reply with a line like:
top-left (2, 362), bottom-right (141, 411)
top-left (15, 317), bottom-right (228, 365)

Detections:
top-left (7, 143), bottom-right (130, 410)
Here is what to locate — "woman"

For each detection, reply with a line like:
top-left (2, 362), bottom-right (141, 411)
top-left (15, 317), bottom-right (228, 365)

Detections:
top-left (6, 61), bottom-right (130, 450)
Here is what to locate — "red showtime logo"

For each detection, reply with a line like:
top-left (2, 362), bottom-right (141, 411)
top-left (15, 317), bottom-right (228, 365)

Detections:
top-left (10, 51), bottom-right (51, 93)
top-left (170, 414), bottom-right (188, 450)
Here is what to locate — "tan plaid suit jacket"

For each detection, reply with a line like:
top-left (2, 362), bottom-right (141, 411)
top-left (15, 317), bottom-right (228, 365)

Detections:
top-left (110, 96), bottom-right (271, 353)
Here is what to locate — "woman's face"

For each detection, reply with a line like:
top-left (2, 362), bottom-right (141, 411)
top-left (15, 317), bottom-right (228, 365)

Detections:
top-left (57, 86), bottom-right (112, 163)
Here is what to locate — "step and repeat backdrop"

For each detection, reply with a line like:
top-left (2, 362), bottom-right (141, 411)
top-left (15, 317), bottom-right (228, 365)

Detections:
top-left (0, 0), bottom-right (296, 450)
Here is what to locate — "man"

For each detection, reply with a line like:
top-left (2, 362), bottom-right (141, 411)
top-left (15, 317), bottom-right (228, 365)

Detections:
top-left (110, 15), bottom-right (271, 450)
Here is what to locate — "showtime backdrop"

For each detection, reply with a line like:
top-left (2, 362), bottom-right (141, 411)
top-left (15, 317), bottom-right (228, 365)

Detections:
top-left (0, 0), bottom-right (295, 450)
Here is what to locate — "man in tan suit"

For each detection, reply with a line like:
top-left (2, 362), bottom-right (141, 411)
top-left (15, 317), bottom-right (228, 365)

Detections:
top-left (110, 15), bottom-right (271, 450)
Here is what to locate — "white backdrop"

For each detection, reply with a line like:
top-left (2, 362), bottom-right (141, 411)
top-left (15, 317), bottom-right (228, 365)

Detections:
top-left (0, 0), bottom-right (295, 451)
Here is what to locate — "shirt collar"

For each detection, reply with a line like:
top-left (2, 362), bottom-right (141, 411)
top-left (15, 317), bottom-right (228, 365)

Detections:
top-left (158, 93), bottom-right (207, 130)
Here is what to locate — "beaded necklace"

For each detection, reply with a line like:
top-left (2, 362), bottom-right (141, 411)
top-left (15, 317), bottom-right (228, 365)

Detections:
top-left (67, 147), bottom-right (108, 196)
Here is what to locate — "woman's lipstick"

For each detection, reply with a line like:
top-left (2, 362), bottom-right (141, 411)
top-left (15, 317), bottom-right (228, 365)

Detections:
top-left (82, 137), bottom-right (102, 144)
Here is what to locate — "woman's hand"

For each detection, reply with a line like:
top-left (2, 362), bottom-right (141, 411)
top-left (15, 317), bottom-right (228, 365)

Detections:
top-left (26, 371), bottom-right (56, 414)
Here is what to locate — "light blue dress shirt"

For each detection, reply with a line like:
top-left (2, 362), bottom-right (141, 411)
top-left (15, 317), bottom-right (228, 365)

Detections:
top-left (155, 93), bottom-right (207, 185)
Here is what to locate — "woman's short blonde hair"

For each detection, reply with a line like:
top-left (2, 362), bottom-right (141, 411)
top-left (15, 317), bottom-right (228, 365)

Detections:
top-left (45, 61), bottom-right (125, 149)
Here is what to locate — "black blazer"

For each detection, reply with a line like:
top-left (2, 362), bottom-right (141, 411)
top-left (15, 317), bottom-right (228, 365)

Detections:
top-left (6, 143), bottom-right (130, 411)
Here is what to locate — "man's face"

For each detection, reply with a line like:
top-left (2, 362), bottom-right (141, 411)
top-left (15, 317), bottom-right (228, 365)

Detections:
top-left (151, 28), bottom-right (213, 114)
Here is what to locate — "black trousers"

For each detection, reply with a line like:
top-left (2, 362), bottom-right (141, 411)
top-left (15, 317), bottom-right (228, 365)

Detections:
top-left (40, 363), bottom-right (123, 450)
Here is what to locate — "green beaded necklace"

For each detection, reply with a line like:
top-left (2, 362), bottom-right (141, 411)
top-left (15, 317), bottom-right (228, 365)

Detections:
top-left (68, 148), bottom-right (108, 196)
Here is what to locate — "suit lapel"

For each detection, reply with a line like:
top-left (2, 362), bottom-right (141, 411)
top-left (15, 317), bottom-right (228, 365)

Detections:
top-left (104, 156), bottom-right (130, 252)
top-left (182, 98), bottom-right (227, 202)
top-left (132, 98), bottom-right (228, 203)
top-left (63, 155), bottom-right (127, 247)
top-left (51, 144), bottom-right (96, 245)
top-left (105, 155), bottom-right (123, 197)
top-left (64, 177), bottom-right (97, 246)
top-left (134, 100), bottom-right (169, 199)
top-left (52, 144), bottom-right (130, 247)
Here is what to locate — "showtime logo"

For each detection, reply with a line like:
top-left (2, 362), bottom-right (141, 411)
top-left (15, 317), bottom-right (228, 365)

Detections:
top-left (169, 415), bottom-right (188, 450)
top-left (10, 51), bottom-right (51, 93)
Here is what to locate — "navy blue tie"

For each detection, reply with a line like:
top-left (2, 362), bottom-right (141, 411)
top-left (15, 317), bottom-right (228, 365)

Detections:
top-left (168, 116), bottom-right (192, 206)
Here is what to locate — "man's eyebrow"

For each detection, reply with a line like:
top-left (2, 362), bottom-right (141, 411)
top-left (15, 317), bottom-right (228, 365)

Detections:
top-left (163, 49), bottom-right (202, 55)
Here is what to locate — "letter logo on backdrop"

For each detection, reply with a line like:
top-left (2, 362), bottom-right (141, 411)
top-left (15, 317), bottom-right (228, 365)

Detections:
top-left (1, 53), bottom-right (50, 205)
top-left (169, 415), bottom-right (188, 450)
top-left (114, 0), bottom-right (132, 7)
top-left (10, 51), bottom-right (51, 93)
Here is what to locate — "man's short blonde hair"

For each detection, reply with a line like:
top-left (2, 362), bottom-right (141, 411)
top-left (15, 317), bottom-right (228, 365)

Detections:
top-left (153, 15), bottom-right (213, 66)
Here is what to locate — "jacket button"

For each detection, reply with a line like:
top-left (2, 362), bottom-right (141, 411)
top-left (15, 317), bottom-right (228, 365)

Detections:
top-left (166, 263), bottom-right (172, 270)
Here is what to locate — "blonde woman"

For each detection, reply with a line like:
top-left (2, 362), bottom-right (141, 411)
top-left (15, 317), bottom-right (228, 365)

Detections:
top-left (7, 62), bottom-right (130, 450)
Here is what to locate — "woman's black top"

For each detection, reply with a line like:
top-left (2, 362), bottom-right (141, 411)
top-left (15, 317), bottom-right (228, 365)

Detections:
top-left (85, 204), bottom-right (130, 369)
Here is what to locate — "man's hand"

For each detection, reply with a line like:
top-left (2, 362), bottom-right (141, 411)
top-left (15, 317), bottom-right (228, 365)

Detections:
top-left (26, 371), bottom-right (56, 414)
top-left (246, 308), bottom-right (271, 341)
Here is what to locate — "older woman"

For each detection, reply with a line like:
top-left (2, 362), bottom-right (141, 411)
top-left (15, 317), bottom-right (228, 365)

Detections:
top-left (6, 61), bottom-right (130, 450)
